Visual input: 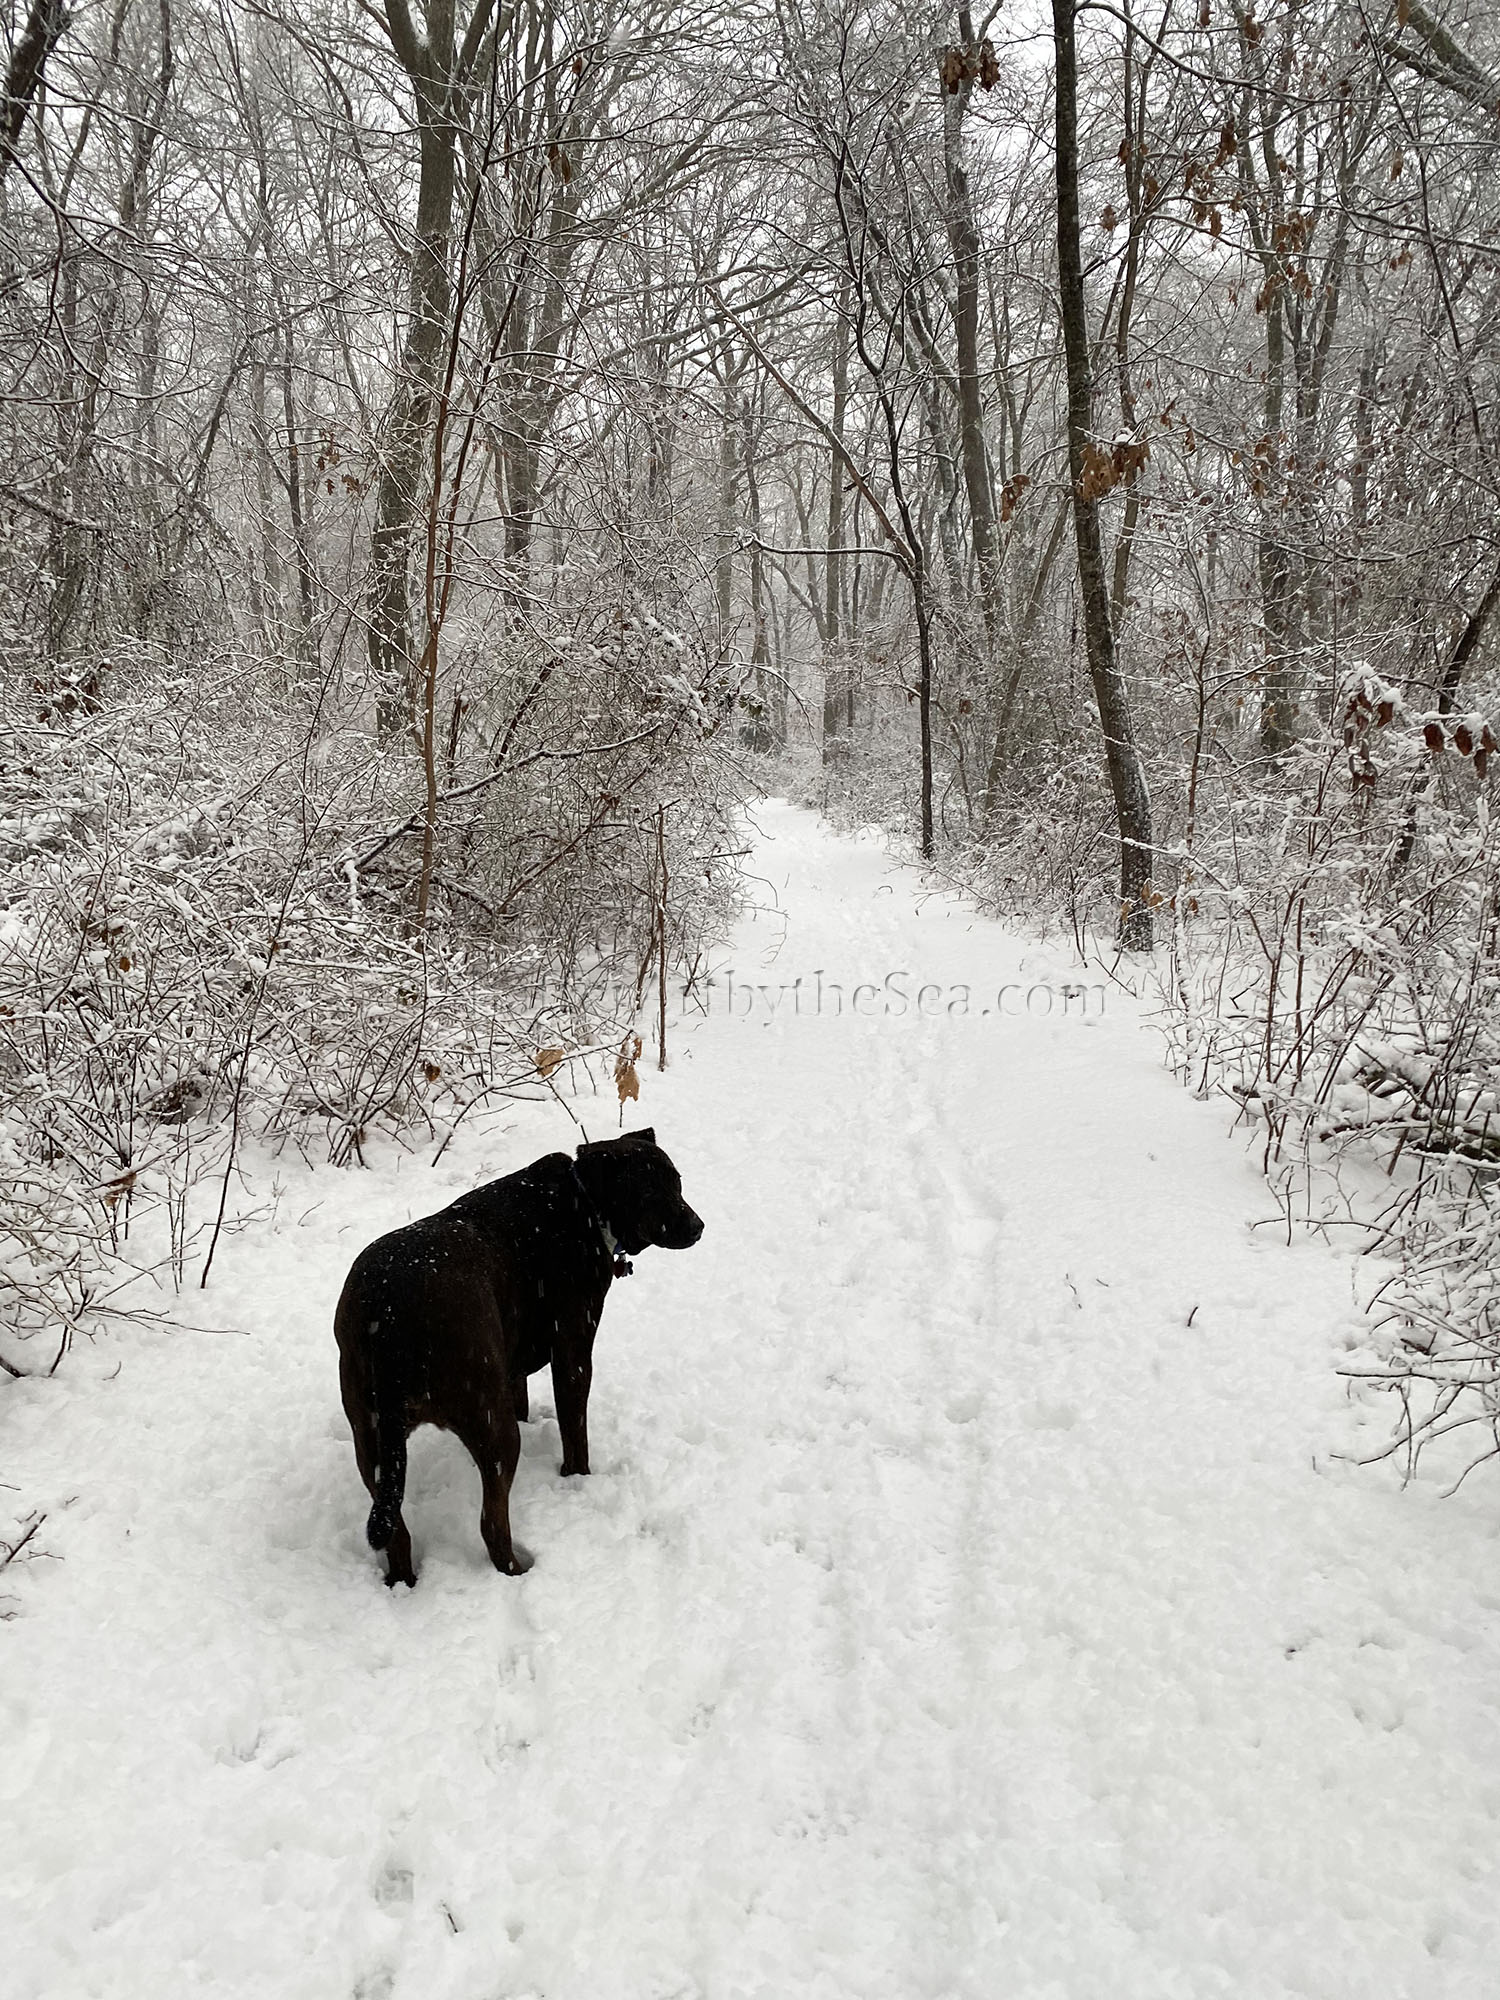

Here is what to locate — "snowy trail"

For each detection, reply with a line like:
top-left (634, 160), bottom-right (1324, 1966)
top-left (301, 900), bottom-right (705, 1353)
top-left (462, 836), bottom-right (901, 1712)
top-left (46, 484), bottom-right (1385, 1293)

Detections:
top-left (8, 801), bottom-right (1500, 1999)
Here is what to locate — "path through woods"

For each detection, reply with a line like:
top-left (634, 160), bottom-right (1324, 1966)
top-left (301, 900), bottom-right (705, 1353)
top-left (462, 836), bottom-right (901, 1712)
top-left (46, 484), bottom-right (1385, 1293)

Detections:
top-left (8, 803), bottom-right (1500, 1998)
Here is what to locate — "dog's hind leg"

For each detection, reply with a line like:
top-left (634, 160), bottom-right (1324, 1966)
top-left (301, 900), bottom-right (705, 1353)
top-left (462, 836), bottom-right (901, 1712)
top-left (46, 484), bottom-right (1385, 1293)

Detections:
top-left (377, 1511), bottom-right (416, 1589)
top-left (351, 1418), bottom-right (417, 1589)
top-left (512, 1372), bottom-right (530, 1423)
top-left (455, 1413), bottom-right (532, 1577)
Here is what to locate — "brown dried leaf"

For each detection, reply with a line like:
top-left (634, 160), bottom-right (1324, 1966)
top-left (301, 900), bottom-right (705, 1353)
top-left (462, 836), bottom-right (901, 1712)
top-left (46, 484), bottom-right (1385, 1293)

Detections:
top-left (1000, 472), bottom-right (1030, 521)
top-left (615, 1033), bottom-right (642, 1106)
top-left (536, 1046), bottom-right (566, 1078)
top-left (1079, 441), bottom-right (1119, 500)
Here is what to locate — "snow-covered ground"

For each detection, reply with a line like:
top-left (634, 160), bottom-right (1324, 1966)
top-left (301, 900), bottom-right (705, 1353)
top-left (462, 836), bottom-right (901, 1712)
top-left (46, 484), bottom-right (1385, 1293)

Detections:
top-left (7, 801), bottom-right (1500, 1999)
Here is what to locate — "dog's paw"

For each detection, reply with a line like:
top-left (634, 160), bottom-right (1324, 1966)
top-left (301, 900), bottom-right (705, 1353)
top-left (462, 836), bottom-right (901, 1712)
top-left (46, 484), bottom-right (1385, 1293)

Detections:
top-left (383, 1565), bottom-right (417, 1589)
top-left (496, 1543), bottom-right (533, 1577)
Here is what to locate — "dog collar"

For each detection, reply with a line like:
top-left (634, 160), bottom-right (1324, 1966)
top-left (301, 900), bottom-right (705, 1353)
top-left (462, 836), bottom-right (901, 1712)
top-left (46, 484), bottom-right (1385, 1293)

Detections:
top-left (570, 1165), bottom-right (633, 1279)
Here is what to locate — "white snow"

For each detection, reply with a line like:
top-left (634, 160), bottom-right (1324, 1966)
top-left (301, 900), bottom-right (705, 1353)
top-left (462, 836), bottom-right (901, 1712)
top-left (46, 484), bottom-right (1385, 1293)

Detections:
top-left (6, 800), bottom-right (1500, 1998)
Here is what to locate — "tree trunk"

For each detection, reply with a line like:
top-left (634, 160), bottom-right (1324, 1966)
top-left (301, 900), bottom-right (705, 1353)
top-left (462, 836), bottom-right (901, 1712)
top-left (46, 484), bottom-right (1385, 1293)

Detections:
top-left (367, 0), bottom-right (498, 733)
top-left (47, 0), bottom-right (173, 656)
top-left (941, 10), bottom-right (1002, 648)
top-left (369, 103), bottom-right (456, 732)
top-left (249, 347), bottom-right (285, 655)
top-left (1107, 20), bottom-right (1150, 638)
top-left (0, 0), bottom-right (68, 182)
top-left (822, 286), bottom-right (850, 758)
top-left (1052, 0), bottom-right (1154, 948)
top-left (740, 388), bottom-right (779, 749)
top-left (279, 328), bottom-right (315, 657)
top-left (715, 358), bottom-right (739, 640)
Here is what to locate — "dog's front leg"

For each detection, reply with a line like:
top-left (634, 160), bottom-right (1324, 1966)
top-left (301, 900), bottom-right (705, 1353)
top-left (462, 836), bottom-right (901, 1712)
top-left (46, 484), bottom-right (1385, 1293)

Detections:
top-left (552, 1349), bottom-right (592, 1476)
top-left (455, 1413), bottom-right (532, 1576)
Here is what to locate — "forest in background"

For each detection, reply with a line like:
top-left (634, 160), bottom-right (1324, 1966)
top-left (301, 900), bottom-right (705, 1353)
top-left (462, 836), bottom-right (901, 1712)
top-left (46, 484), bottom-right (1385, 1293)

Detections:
top-left (2, 0), bottom-right (1498, 1474)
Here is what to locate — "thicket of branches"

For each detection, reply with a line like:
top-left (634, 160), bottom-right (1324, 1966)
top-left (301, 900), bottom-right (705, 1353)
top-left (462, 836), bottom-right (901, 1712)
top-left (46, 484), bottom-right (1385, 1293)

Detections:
top-left (2, 0), bottom-right (1498, 1459)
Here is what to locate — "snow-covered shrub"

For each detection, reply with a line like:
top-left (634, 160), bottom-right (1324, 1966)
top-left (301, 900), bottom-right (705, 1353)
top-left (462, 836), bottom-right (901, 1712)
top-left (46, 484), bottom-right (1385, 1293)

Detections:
top-left (0, 621), bottom-right (744, 1373)
top-left (1151, 668), bottom-right (1500, 1475)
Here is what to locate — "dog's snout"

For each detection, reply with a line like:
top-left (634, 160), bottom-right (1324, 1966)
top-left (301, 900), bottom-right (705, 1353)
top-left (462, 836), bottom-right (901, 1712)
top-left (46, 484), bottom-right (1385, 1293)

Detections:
top-left (666, 1204), bottom-right (704, 1248)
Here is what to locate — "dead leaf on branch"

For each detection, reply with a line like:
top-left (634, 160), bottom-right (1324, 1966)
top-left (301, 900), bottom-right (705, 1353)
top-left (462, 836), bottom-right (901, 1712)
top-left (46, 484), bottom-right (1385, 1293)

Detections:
top-left (1420, 721), bottom-right (1496, 777)
top-left (615, 1034), bottom-right (642, 1106)
top-left (939, 38), bottom-right (1000, 94)
top-left (1080, 442), bottom-right (1119, 500)
top-left (1079, 436), bottom-right (1150, 501)
top-left (536, 1047), bottom-right (566, 1078)
top-left (1000, 472), bottom-right (1030, 522)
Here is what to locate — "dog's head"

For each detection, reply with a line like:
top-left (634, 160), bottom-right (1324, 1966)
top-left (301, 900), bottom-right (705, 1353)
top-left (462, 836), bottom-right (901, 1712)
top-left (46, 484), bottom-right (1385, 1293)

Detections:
top-left (576, 1129), bottom-right (704, 1256)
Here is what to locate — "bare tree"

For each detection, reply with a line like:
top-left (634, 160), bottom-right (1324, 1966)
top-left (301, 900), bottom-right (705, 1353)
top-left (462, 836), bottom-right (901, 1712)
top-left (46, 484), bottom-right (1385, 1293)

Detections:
top-left (1052, 0), bottom-right (1154, 945)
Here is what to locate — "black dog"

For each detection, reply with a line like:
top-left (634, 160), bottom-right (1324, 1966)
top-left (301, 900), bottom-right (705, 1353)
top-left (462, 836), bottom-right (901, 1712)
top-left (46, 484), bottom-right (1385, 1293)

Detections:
top-left (334, 1128), bottom-right (703, 1587)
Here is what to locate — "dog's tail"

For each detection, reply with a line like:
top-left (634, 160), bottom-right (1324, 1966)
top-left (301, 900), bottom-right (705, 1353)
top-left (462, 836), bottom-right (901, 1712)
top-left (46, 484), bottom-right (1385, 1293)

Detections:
top-left (365, 1317), bottom-right (408, 1551)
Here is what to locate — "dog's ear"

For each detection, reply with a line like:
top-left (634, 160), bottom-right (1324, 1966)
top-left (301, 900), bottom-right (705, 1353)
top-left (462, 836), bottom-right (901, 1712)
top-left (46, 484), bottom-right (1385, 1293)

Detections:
top-left (578, 1127), bottom-right (655, 1157)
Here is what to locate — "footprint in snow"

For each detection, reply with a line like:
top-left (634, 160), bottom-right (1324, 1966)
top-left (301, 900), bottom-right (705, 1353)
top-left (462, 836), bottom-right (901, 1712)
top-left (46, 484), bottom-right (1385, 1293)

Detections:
top-left (1023, 1400), bottom-right (1080, 1431)
top-left (373, 1859), bottom-right (414, 1909)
